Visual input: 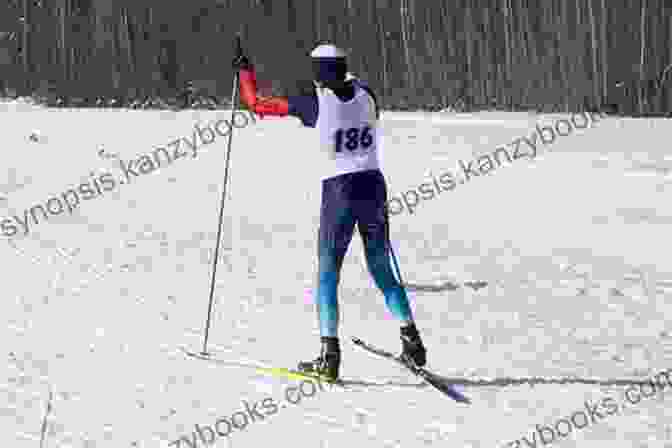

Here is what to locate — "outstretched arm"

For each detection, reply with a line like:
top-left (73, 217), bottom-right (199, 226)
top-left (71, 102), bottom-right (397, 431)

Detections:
top-left (238, 67), bottom-right (290, 118)
top-left (233, 48), bottom-right (318, 126)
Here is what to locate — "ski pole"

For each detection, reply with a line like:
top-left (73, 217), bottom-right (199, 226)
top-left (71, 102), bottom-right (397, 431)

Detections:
top-left (201, 34), bottom-right (243, 356)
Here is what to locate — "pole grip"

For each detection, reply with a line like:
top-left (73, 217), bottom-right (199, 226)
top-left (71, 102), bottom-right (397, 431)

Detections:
top-left (234, 33), bottom-right (242, 58)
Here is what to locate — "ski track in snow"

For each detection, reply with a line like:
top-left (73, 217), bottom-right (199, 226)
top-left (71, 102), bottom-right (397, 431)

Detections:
top-left (1, 101), bottom-right (672, 447)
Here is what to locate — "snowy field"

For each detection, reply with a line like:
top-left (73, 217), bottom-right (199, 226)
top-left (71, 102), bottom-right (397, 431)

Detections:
top-left (1, 100), bottom-right (672, 448)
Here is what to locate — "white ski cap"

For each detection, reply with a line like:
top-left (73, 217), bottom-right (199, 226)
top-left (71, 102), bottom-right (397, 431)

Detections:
top-left (310, 44), bottom-right (347, 58)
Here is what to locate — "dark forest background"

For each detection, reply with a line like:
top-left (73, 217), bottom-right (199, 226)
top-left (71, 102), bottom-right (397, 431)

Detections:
top-left (1, 0), bottom-right (672, 115)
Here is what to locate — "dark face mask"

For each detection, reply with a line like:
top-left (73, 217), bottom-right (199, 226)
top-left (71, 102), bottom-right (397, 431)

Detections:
top-left (312, 58), bottom-right (347, 84)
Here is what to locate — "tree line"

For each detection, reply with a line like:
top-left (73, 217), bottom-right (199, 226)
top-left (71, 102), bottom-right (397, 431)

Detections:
top-left (0, 0), bottom-right (670, 115)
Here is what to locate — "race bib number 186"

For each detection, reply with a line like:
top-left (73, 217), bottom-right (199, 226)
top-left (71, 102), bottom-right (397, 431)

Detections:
top-left (334, 126), bottom-right (373, 153)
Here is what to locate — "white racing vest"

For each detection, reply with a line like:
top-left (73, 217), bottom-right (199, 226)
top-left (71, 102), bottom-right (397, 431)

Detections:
top-left (315, 78), bottom-right (380, 181)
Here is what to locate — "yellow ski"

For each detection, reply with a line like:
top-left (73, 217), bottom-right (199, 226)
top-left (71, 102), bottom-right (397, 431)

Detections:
top-left (181, 347), bottom-right (342, 386)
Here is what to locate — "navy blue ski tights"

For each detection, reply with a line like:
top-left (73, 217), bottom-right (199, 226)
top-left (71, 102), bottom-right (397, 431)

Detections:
top-left (314, 169), bottom-right (414, 338)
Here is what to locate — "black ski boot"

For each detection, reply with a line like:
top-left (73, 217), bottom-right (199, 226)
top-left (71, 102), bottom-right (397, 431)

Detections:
top-left (297, 337), bottom-right (341, 382)
top-left (400, 323), bottom-right (427, 367)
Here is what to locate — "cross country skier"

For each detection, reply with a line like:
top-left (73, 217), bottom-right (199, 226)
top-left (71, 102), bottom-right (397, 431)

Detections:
top-left (232, 42), bottom-right (426, 381)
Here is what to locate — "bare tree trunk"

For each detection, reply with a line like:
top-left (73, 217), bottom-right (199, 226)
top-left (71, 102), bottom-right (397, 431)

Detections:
top-left (400, 0), bottom-right (413, 90)
top-left (600, 0), bottom-right (608, 102)
top-left (375, 1), bottom-right (389, 99)
top-left (587, 0), bottom-right (599, 109)
top-left (559, 0), bottom-right (570, 111)
top-left (502, 0), bottom-right (512, 108)
top-left (22, 0), bottom-right (30, 93)
top-left (668, 15), bottom-right (672, 113)
top-left (58, 0), bottom-right (68, 93)
top-left (517, 0), bottom-right (534, 108)
top-left (639, 0), bottom-right (647, 114)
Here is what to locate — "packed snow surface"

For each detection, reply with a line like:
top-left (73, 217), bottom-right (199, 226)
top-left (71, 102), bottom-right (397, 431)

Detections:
top-left (2, 100), bottom-right (672, 447)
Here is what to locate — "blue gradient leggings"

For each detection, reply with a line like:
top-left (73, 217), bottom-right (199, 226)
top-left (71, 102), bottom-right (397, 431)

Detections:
top-left (315, 169), bottom-right (414, 338)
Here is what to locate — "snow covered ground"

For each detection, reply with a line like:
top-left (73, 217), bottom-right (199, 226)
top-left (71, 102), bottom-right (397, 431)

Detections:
top-left (1, 100), bottom-right (672, 448)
